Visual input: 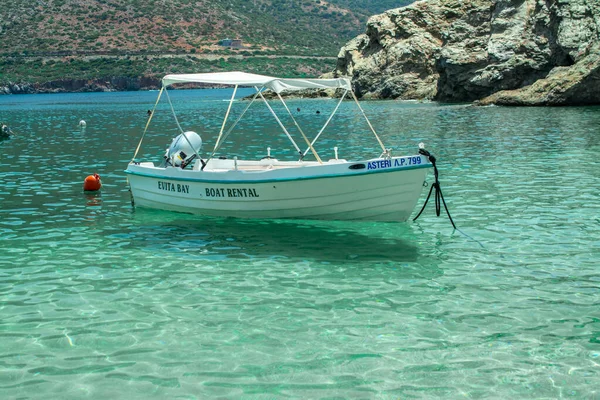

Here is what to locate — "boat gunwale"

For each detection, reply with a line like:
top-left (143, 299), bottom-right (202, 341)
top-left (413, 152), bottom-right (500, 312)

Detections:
top-left (124, 162), bottom-right (431, 184)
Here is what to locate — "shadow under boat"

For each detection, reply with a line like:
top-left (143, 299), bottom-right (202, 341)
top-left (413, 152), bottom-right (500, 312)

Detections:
top-left (128, 211), bottom-right (425, 265)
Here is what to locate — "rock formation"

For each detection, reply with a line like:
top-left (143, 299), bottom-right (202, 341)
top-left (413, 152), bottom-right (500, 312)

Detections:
top-left (335, 0), bottom-right (600, 105)
top-left (0, 76), bottom-right (160, 94)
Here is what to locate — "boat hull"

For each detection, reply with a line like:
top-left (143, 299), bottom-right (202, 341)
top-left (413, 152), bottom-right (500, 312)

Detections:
top-left (125, 156), bottom-right (431, 222)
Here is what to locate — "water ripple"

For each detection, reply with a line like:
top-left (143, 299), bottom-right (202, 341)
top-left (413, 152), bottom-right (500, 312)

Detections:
top-left (0, 94), bottom-right (599, 398)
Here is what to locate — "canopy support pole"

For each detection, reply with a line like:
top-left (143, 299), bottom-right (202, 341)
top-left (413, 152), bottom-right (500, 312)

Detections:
top-left (302, 90), bottom-right (347, 159)
top-left (350, 90), bottom-right (388, 156)
top-left (165, 88), bottom-right (185, 134)
top-left (202, 87), bottom-right (263, 170)
top-left (131, 86), bottom-right (164, 162)
top-left (214, 85), bottom-right (238, 150)
top-left (275, 93), bottom-right (322, 163)
top-left (164, 87), bottom-right (204, 168)
top-left (257, 89), bottom-right (302, 157)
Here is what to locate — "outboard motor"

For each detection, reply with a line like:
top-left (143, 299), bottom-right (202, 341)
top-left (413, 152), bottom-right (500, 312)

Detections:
top-left (164, 131), bottom-right (202, 168)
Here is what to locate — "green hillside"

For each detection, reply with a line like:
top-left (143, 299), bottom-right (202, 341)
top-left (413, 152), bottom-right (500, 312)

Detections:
top-left (0, 0), bottom-right (416, 88)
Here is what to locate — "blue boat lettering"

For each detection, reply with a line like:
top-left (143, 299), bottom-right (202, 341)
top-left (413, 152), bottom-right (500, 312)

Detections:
top-left (367, 159), bottom-right (393, 170)
top-left (177, 184), bottom-right (189, 193)
top-left (206, 188), bottom-right (260, 198)
top-left (408, 156), bottom-right (422, 165)
top-left (394, 157), bottom-right (422, 167)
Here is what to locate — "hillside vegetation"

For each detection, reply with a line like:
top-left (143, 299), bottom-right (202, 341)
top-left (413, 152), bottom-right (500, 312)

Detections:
top-left (0, 0), bottom-right (415, 89)
top-left (1, 0), bottom-right (414, 55)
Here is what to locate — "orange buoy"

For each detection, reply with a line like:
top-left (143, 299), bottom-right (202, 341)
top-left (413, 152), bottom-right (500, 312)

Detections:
top-left (83, 173), bottom-right (102, 191)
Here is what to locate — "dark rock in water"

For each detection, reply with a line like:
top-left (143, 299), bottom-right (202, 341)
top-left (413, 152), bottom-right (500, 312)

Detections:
top-left (335, 0), bottom-right (600, 105)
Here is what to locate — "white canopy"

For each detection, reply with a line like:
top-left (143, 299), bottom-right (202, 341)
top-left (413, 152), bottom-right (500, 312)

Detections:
top-left (162, 71), bottom-right (351, 93)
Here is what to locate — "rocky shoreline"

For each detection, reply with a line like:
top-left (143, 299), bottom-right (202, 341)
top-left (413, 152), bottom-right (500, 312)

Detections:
top-left (3, 0), bottom-right (599, 105)
top-left (0, 76), bottom-right (161, 95)
top-left (334, 0), bottom-right (599, 106)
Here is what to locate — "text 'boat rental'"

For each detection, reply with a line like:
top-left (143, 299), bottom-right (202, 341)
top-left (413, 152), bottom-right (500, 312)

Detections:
top-left (125, 71), bottom-right (433, 221)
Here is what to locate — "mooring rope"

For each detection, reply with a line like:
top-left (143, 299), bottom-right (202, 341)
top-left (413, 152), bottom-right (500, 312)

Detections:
top-left (413, 148), bottom-right (457, 229)
top-left (413, 149), bottom-right (488, 249)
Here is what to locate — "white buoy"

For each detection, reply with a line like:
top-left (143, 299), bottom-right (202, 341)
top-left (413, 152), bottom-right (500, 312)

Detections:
top-left (79, 120), bottom-right (87, 127)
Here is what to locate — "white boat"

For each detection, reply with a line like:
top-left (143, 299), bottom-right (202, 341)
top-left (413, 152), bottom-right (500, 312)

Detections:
top-left (125, 71), bottom-right (433, 222)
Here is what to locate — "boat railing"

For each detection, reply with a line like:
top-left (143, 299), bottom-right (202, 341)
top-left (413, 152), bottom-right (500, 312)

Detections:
top-left (195, 158), bottom-right (326, 172)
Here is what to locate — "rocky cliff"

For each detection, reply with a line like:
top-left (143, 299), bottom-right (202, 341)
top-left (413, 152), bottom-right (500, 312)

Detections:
top-left (335, 0), bottom-right (600, 105)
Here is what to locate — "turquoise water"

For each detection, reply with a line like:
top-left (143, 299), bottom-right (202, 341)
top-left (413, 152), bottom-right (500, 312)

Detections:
top-left (1, 91), bottom-right (599, 399)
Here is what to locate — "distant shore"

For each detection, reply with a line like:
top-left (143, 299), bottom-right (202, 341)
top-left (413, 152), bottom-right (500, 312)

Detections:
top-left (0, 54), bottom-right (337, 95)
